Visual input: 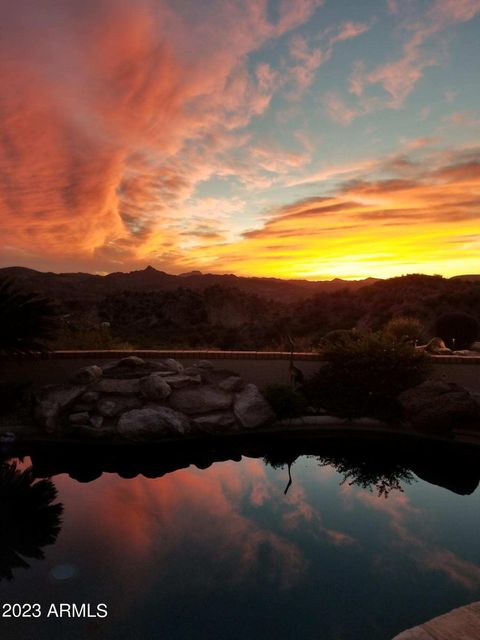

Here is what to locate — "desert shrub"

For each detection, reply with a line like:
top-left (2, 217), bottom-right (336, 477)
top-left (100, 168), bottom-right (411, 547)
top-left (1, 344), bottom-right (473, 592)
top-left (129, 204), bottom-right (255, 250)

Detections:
top-left (384, 316), bottom-right (424, 344)
top-left (319, 329), bottom-right (361, 349)
top-left (434, 312), bottom-right (479, 349)
top-left (303, 331), bottom-right (428, 420)
top-left (264, 384), bottom-right (307, 419)
top-left (50, 322), bottom-right (133, 350)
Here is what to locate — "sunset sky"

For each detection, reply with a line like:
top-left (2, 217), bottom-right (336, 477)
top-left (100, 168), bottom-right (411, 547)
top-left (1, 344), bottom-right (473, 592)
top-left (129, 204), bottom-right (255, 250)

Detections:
top-left (1, 0), bottom-right (480, 279)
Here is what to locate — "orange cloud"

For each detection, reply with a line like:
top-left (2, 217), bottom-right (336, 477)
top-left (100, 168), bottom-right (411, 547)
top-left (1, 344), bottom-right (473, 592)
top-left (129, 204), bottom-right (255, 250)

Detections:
top-left (55, 458), bottom-right (309, 598)
top-left (0, 0), bottom-right (322, 272)
top-left (182, 145), bottom-right (480, 279)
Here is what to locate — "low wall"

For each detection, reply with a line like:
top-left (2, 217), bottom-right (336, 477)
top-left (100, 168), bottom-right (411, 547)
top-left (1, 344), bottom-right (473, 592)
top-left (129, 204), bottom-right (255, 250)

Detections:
top-left (1, 351), bottom-right (480, 391)
top-left (0, 350), bottom-right (322, 391)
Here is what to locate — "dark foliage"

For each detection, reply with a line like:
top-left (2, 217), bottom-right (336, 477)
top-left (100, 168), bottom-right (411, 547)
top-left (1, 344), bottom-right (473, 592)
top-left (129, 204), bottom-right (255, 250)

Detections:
top-left (0, 278), bottom-right (59, 354)
top-left (302, 331), bottom-right (429, 419)
top-left (0, 381), bottom-right (32, 417)
top-left (11, 272), bottom-right (480, 351)
top-left (0, 462), bottom-right (63, 580)
top-left (264, 384), bottom-right (308, 419)
top-left (383, 316), bottom-right (424, 344)
top-left (263, 448), bottom-right (414, 497)
top-left (318, 454), bottom-right (415, 497)
top-left (434, 311), bottom-right (479, 349)
top-left (100, 285), bottom-right (286, 350)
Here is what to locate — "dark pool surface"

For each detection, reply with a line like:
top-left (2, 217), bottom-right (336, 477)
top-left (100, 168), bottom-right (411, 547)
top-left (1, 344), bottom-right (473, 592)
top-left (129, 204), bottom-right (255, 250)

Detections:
top-left (2, 451), bottom-right (480, 640)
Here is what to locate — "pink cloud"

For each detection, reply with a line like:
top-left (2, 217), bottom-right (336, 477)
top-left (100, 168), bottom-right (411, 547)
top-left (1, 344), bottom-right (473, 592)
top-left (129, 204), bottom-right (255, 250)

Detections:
top-left (444, 110), bottom-right (480, 127)
top-left (287, 33), bottom-right (328, 93)
top-left (281, 484), bottom-right (356, 546)
top-left (329, 20), bottom-right (371, 45)
top-left (363, 0), bottom-right (480, 107)
top-left (348, 60), bottom-right (367, 96)
top-left (57, 459), bottom-right (309, 595)
top-left (322, 91), bottom-right (358, 125)
top-left (387, 0), bottom-right (399, 15)
top-left (285, 17), bottom-right (371, 99)
top-left (0, 0), bottom-right (322, 272)
top-left (353, 490), bottom-right (480, 590)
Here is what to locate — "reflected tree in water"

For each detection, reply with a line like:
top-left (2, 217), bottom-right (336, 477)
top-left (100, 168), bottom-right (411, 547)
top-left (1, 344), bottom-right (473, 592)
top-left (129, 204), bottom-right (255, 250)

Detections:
top-left (0, 462), bottom-right (63, 580)
top-left (263, 451), bottom-right (298, 495)
top-left (264, 448), bottom-right (415, 497)
top-left (317, 454), bottom-right (415, 498)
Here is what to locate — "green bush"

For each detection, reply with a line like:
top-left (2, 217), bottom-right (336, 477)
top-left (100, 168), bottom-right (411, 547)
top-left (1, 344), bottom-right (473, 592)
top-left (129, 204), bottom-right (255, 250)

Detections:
top-left (434, 312), bottom-right (479, 350)
top-left (264, 384), bottom-right (307, 419)
top-left (303, 331), bottom-right (428, 420)
top-left (384, 316), bottom-right (424, 344)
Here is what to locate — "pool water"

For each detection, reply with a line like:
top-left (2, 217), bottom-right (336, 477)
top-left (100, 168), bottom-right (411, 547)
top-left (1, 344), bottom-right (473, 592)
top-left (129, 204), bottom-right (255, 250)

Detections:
top-left (2, 452), bottom-right (480, 640)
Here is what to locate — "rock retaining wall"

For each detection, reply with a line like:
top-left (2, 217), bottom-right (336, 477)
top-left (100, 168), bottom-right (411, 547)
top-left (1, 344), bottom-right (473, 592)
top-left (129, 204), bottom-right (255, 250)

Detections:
top-left (33, 356), bottom-right (275, 440)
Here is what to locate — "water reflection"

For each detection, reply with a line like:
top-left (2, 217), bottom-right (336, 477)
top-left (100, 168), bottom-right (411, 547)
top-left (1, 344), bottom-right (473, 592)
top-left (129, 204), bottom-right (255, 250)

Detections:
top-left (317, 453), bottom-right (416, 497)
top-left (0, 461), bottom-right (63, 580)
top-left (18, 435), bottom-right (480, 497)
top-left (1, 439), bottom-right (480, 639)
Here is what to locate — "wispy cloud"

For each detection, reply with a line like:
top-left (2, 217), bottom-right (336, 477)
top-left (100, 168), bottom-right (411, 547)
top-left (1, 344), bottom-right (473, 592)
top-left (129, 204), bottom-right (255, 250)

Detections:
top-left (0, 0), bottom-right (322, 271)
top-left (322, 91), bottom-right (358, 125)
top-left (329, 20), bottom-right (372, 45)
top-left (184, 144), bottom-right (480, 279)
top-left (365, 0), bottom-right (480, 107)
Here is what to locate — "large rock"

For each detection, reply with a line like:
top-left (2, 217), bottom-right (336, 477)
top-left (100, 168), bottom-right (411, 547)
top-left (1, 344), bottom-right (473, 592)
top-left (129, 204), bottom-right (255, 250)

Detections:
top-left (34, 384), bottom-right (86, 433)
top-left (68, 411), bottom-right (90, 425)
top-left (399, 380), bottom-right (479, 433)
top-left (89, 415), bottom-right (104, 429)
top-left (117, 407), bottom-right (191, 437)
top-left (202, 368), bottom-right (245, 391)
top-left (97, 396), bottom-right (142, 417)
top-left (118, 356), bottom-right (145, 367)
top-left (233, 383), bottom-right (275, 428)
top-left (163, 358), bottom-right (184, 374)
top-left (218, 375), bottom-right (245, 392)
top-left (161, 374), bottom-right (202, 388)
top-left (80, 391), bottom-right (100, 405)
top-left (421, 337), bottom-right (452, 354)
top-left (192, 411), bottom-right (238, 433)
top-left (69, 365), bottom-right (103, 385)
top-left (102, 359), bottom-right (166, 380)
top-left (95, 378), bottom-right (141, 394)
top-left (169, 385), bottom-right (232, 415)
top-left (193, 360), bottom-right (214, 370)
top-left (139, 375), bottom-right (171, 401)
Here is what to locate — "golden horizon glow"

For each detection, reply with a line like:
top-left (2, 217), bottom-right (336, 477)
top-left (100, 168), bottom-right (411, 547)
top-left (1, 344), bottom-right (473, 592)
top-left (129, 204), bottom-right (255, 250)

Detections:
top-left (1, 1), bottom-right (480, 279)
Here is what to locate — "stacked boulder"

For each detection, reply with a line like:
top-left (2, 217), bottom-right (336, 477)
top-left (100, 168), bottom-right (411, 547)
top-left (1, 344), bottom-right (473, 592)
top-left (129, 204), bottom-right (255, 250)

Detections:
top-left (399, 380), bottom-right (480, 433)
top-left (34, 357), bottom-right (274, 440)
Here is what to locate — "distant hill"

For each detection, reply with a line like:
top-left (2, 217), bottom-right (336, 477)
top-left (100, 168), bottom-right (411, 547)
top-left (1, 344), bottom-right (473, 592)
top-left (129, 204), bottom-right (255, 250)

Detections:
top-left (2, 268), bottom-right (480, 350)
top-left (0, 265), bottom-right (379, 304)
top-left (450, 274), bottom-right (480, 281)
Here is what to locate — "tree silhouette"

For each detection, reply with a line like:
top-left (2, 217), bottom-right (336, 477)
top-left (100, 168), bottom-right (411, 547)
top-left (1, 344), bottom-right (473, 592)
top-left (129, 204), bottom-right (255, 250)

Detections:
top-left (0, 278), bottom-right (59, 354)
top-left (0, 462), bottom-right (63, 580)
top-left (318, 454), bottom-right (415, 498)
